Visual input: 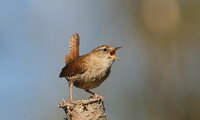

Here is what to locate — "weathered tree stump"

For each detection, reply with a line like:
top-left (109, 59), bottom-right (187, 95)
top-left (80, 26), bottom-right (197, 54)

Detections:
top-left (58, 96), bottom-right (107, 120)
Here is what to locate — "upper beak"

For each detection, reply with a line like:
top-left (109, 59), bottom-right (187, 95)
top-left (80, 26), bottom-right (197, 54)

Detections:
top-left (115, 47), bottom-right (122, 50)
top-left (109, 47), bottom-right (121, 60)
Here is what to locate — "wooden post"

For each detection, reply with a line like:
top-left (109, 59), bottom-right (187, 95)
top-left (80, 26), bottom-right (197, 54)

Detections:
top-left (58, 96), bottom-right (107, 120)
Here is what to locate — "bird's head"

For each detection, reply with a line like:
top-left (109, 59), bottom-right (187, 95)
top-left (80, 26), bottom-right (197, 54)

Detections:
top-left (91, 45), bottom-right (121, 62)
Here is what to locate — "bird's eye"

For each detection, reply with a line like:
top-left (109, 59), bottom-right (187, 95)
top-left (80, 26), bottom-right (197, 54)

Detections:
top-left (103, 48), bottom-right (108, 51)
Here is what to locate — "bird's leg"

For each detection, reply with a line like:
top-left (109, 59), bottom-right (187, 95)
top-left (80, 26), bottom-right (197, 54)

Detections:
top-left (69, 79), bottom-right (73, 101)
top-left (85, 89), bottom-right (95, 95)
top-left (65, 77), bottom-right (73, 101)
top-left (85, 89), bottom-right (104, 99)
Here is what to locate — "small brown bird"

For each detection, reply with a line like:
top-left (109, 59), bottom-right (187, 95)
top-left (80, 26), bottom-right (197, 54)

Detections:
top-left (59, 45), bottom-right (121, 100)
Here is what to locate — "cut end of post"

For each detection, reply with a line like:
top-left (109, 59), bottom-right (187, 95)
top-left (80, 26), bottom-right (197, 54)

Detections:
top-left (58, 96), bottom-right (107, 120)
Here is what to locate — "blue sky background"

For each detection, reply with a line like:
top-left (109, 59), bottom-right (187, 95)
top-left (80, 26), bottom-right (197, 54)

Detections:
top-left (1, 0), bottom-right (200, 120)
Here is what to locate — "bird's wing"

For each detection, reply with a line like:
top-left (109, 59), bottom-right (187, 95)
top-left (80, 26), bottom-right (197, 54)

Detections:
top-left (59, 56), bottom-right (87, 78)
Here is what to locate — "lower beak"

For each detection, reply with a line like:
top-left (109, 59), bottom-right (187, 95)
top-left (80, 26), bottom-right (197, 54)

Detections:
top-left (109, 47), bottom-right (121, 60)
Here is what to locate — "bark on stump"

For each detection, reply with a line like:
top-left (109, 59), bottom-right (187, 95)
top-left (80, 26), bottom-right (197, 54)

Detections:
top-left (58, 96), bottom-right (107, 120)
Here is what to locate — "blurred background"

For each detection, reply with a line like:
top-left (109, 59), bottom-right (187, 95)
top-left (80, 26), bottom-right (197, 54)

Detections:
top-left (0, 0), bottom-right (200, 120)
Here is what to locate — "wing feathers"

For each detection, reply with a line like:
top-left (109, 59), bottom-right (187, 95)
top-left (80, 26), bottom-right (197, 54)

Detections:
top-left (59, 56), bottom-right (87, 78)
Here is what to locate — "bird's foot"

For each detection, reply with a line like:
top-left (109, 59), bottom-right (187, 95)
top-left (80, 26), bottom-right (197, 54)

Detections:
top-left (90, 94), bottom-right (104, 100)
top-left (68, 99), bottom-right (74, 102)
top-left (61, 98), bottom-right (74, 104)
top-left (59, 98), bottom-right (68, 107)
top-left (85, 89), bottom-right (104, 99)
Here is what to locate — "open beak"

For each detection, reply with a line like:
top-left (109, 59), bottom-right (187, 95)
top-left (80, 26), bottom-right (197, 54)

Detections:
top-left (109, 47), bottom-right (121, 60)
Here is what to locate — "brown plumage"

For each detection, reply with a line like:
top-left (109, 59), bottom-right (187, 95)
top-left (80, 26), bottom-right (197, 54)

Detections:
top-left (60, 55), bottom-right (87, 78)
top-left (60, 45), bottom-right (121, 100)
top-left (65, 33), bottom-right (80, 64)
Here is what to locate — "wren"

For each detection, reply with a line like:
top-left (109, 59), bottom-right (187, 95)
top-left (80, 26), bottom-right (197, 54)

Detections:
top-left (59, 45), bottom-right (121, 100)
